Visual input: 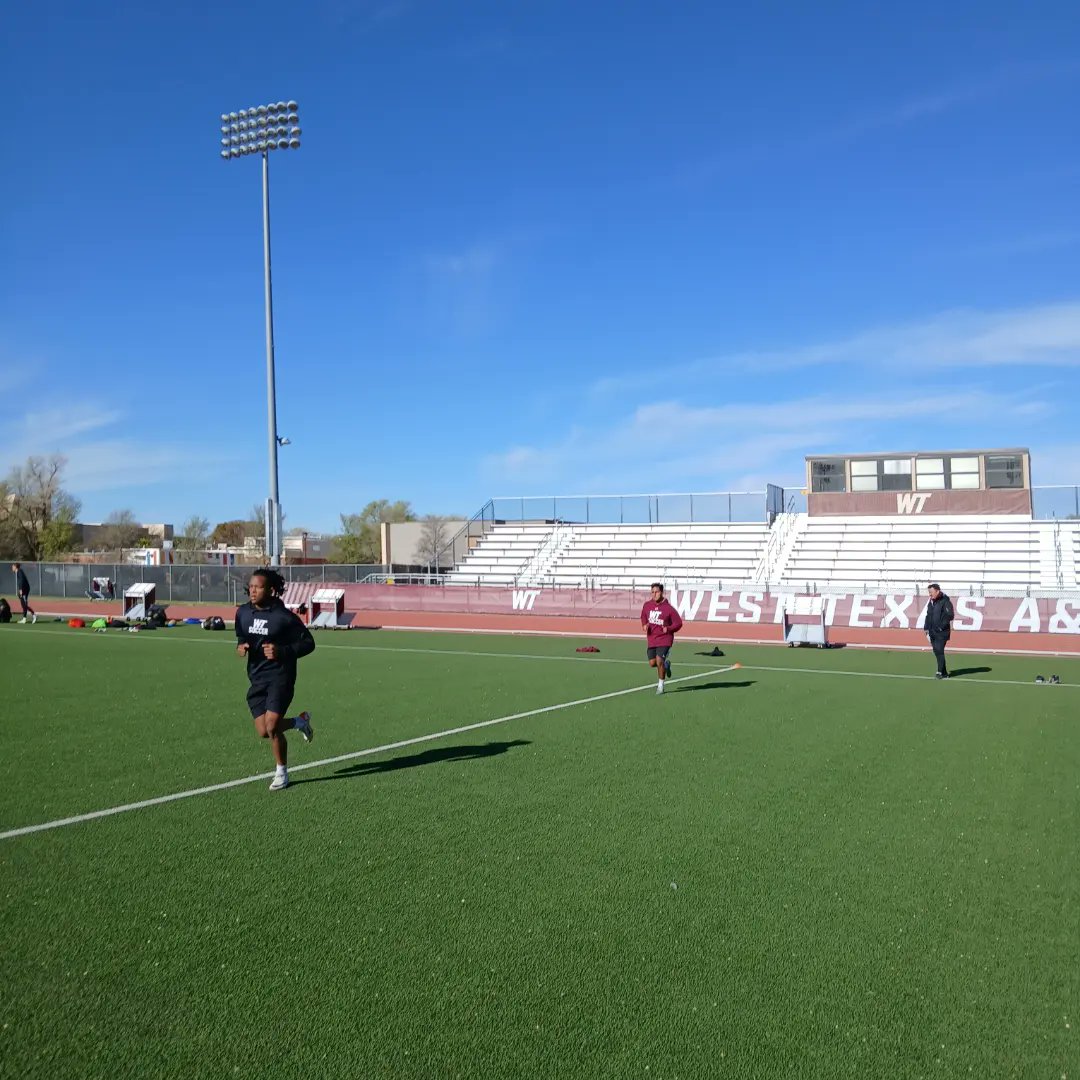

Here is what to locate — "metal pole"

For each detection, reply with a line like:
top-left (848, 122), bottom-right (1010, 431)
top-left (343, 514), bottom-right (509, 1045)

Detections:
top-left (262, 150), bottom-right (281, 567)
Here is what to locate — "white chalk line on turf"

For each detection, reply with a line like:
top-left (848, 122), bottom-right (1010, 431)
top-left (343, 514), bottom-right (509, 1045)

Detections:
top-left (0, 665), bottom-right (738, 841)
top-left (10, 627), bottom-right (718, 670)
top-left (739, 664), bottom-right (1078, 688)
top-left (13, 627), bottom-right (1080, 686)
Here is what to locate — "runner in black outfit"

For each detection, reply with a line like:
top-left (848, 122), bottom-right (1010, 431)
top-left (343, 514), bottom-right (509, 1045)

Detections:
top-left (235, 567), bottom-right (316, 791)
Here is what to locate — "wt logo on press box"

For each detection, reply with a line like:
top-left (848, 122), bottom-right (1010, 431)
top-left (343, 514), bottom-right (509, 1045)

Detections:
top-left (896, 493), bottom-right (932, 514)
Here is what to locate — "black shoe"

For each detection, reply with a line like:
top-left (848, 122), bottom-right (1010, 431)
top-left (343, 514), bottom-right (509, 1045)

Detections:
top-left (1049, 675), bottom-right (1061, 685)
top-left (935, 672), bottom-right (949, 680)
top-left (1035, 675), bottom-right (1045, 684)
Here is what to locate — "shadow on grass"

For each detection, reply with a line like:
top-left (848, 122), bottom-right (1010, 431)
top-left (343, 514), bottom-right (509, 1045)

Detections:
top-left (291, 739), bottom-right (532, 785)
top-left (675, 680), bottom-right (756, 693)
top-left (948, 666), bottom-right (992, 677)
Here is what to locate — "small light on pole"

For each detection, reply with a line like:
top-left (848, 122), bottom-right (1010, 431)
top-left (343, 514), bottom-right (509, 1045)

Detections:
top-left (218, 100), bottom-right (302, 566)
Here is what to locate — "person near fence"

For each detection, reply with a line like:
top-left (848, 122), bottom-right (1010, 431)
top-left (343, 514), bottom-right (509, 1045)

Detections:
top-left (11, 564), bottom-right (36, 624)
top-left (235, 567), bottom-right (316, 791)
top-left (641, 582), bottom-right (684, 694)
top-left (924, 583), bottom-right (954, 680)
top-left (88, 576), bottom-right (113, 600)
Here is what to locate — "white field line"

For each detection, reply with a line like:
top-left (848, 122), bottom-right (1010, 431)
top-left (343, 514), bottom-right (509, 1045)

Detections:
top-left (740, 664), bottom-right (1077, 689)
top-left (21, 612), bottom-right (1080, 656)
top-left (8, 627), bottom-right (1079, 687)
top-left (0, 665), bottom-right (738, 841)
top-left (5, 627), bottom-right (719, 669)
top-left (374, 623), bottom-right (1080, 658)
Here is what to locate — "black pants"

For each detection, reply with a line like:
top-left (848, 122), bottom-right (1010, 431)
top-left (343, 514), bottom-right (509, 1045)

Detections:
top-left (928, 632), bottom-right (949, 676)
top-left (18, 592), bottom-right (33, 617)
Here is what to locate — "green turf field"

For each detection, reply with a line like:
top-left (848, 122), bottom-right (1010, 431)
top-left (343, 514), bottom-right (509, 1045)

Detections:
top-left (1, 624), bottom-right (1077, 1079)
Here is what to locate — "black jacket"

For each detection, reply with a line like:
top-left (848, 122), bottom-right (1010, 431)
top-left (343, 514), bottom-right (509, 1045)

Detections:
top-left (15, 569), bottom-right (30, 596)
top-left (235, 598), bottom-right (315, 683)
top-left (924, 593), bottom-right (955, 637)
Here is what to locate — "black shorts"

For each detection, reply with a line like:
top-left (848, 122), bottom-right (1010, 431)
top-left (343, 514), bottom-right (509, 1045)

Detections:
top-left (247, 678), bottom-right (296, 719)
top-left (647, 646), bottom-right (671, 660)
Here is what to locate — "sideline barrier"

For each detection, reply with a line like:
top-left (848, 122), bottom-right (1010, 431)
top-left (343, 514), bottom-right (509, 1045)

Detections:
top-left (327, 584), bottom-right (1080, 637)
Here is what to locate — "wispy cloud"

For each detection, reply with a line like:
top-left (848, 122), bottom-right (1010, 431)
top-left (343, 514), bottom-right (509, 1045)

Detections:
top-left (425, 242), bottom-right (502, 278)
top-left (422, 240), bottom-right (507, 335)
top-left (62, 440), bottom-right (238, 493)
top-left (0, 400), bottom-right (241, 507)
top-left (20, 405), bottom-right (123, 442)
top-left (317, 0), bottom-right (413, 31)
top-left (482, 388), bottom-right (1052, 494)
top-left (593, 300), bottom-right (1080, 399)
top-left (445, 33), bottom-right (511, 61)
top-left (944, 231), bottom-right (1080, 260)
top-left (681, 63), bottom-right (1080, 186)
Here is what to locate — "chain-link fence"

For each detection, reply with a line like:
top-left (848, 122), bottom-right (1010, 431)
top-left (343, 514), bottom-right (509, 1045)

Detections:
top-left (3, 563), bottom-right (388, 604)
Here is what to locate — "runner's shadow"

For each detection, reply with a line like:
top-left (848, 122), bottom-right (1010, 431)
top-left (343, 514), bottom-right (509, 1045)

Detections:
top-left (949, 666), bottom-right (992, 677)
top-left (291, 739), bottom-right (532, 785)
top-left (676, 681), bottom-right (756, 692)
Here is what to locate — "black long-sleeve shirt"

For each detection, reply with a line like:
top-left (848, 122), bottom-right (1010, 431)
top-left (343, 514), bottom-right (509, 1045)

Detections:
top-left (15, 569), bottom-right (30, 596)
top-left (235, 599), bottom-right (315, 683)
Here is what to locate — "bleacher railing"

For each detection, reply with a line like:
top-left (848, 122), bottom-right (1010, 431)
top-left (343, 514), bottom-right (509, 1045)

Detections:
top-left (433, 499), bottom-right (496, 573)
top-left (1032, 485), bottom-right (1080, 520)
top-left (488, 490), bottom-right (789, 525)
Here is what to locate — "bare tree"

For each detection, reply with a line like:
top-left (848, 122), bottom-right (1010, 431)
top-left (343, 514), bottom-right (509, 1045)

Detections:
top-left (178, 515), bottom-right (211, 561)
top-left (3, 455), bottom-right (81, 559)
top-left (248, 503), bottom-right (287, 530)
top-left (99, 509), bottom-right (143, 551)
top-left (415, 514), bottom-right (450, 568)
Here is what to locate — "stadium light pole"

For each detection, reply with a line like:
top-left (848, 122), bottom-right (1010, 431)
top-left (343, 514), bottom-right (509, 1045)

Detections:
top-left (218, 100), bottom-right (302, 567)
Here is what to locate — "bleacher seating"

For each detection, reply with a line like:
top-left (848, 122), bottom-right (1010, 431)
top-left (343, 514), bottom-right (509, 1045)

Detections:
top-left (444, 521), bottom-right (771, 588)
top-left (777, 515), bottom-right (1053, 592)
top-left (443, 523), bottom-right (554, 586)
top-left (441, 515), bottom-right (1080, 592)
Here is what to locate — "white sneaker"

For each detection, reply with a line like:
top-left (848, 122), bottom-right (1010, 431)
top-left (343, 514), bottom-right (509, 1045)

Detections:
top-left (656, 681), bottom-right (665, 695)
top-left (295, 711), bottom-right (314, 743)
top-left (269, 772), bottom-right (289, 791)
top-left (18, 617), bottom-right (26, 624)
top-left (31, 613), bottom-right (37, 624)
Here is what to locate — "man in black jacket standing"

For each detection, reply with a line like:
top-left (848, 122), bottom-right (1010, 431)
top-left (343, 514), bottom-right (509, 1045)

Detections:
top-left (236, 567), bottom-right (316, 791)
top-left (11, 563), bottom-right (36, 624)
top-left (924, 583), bottom-right (954, 679)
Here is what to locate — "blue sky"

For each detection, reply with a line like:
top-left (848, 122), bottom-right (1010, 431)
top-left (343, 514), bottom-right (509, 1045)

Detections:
top-left (3, 1), bottom-right (1080, 533)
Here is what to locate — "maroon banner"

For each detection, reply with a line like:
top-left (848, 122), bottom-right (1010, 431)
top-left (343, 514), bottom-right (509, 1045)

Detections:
top-left (322, 584), bottom-right (1080, 636)
top-left (808, 489), bottom-right (1032, 516)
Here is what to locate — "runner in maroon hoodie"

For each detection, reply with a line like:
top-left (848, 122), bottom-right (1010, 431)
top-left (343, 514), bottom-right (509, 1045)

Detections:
top-left (641, 582), bottom-right (684, 695)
